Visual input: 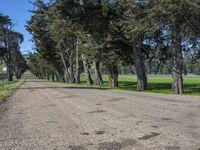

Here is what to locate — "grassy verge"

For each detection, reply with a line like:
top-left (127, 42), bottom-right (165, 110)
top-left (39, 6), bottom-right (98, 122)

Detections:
top-left (79, 74), bottom-right (200, 96)
top-left (43, 74), bottom-right (200, 95)
top-left (0, 79), bottom-right (24, 102)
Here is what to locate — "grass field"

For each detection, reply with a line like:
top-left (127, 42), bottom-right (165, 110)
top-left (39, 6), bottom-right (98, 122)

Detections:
top-left (0, 79), bottom-right (24, 102)
top-left (80, 74), bottom-right (200, 95)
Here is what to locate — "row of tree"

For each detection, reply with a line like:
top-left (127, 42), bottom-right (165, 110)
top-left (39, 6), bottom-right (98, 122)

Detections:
top-left (27, 0), bottom-right (200, 94)
top-left (0, 13), bottom-right (27, 81)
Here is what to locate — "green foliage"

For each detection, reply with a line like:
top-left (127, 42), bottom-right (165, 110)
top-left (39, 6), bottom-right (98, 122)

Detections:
top-left (0, 13), bottom-right (27, 80)
top-left (27, 52), bottom-right (54, 78)
top-left (27, 0), bottom-right (200, 93)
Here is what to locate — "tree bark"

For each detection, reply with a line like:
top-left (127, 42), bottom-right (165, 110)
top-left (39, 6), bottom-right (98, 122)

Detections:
top-left (132, 35), bottom-right (147, 90)
top-left (171, 28), bottom-right (183, 94)
top-left (68, 64), bottom-right (75, 83)
top-left (55, 71), bottom-right (65, 83)
top-left (108, 66), bottom-right (118, 87)
top-left (75, 37), bottom-right (80, 84)
top-left (7, 69), bottom-right (13, 81)
top-left (94, 61), bottom-right (103, 86)
top-left (82, 55), bottom-right (93, 85)
top-left (59, 48), bottom-right (70, 83)
top-left (5, 53), bottom-right (13, 81)
top-left (15, 69), bottom-right (21, 79)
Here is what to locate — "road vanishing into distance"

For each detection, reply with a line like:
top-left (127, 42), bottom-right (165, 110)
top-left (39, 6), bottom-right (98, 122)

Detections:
top-left (0, 75), bottom-right (200, 150)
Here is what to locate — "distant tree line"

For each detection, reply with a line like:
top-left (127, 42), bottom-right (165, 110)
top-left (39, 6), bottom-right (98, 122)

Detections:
top-left (27, 0), bottom-right (200, 94)
top-left (0, 13), bottom-right (27, 81)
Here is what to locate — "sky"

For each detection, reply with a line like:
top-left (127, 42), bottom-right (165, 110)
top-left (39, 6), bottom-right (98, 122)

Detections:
top-left (0, 0), bottom-right (48, 54)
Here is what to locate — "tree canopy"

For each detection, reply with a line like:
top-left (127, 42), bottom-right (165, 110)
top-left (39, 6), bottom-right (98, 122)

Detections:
top-left (26, 0), bottom-right (200, 94)
top-left (0, 13), bottom-right (27, 80)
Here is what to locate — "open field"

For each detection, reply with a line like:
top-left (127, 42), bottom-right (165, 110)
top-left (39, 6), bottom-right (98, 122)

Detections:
top-left (0, 79), bottom-right (24, 102)
top-left (80, 75), bottom-right (200, 95)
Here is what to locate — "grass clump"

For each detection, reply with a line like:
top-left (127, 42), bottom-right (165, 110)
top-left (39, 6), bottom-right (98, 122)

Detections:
top-left (0, 79), bottom-right (24, 102)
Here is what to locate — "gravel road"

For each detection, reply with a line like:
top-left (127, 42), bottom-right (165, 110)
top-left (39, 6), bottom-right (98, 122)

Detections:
top-left (0, 77), bottom-right (200, 150)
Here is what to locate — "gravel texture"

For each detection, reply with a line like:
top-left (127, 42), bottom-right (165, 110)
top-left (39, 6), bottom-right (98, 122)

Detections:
top-left (0, 78), bottom-right (200, 150)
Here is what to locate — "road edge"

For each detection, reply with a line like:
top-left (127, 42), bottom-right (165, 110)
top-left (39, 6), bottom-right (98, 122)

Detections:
top-left (0, 79), bottom-right (25, 105)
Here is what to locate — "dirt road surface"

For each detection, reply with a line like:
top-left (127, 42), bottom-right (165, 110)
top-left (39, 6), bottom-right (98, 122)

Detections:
top-left (0, 77), bottom-right (200, 150)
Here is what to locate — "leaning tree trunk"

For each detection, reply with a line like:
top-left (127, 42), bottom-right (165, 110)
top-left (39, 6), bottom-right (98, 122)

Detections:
top-left (132, 35), bottom-right (147, 90)
top-left (59, 48), bottom-right (70, 83)
top-left (94, 61), bottom-right (103, 86)
top-left (82, 55), bottom-right (93, 85)
top-left (171, 29), bottom-right (183, 94)
top-left (55, 71), bottom-right (65, 83)
top-left (108, 65), bottom-right (119, 87)
top-left (75, 38), bottom-right (80, 84)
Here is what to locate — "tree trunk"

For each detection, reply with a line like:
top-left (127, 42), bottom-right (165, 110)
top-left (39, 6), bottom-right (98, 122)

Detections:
top-left (82, 55), bottom-right (93, 85)
top-left (94, 61), bottom-right (103, 86)
top-left (132, 35), bottom-right (147, 90)
top-left (108, 66), bottom-right (118, 87)
top-left (75, 37), bottom-right (80, 84)
top-left (171, 28), bottom-right (183, 94)
top-left (52, 73), bottom-right (55, 82)
top-left (55, 73), bottom-right (59, 82)
top-left (15, 69), bottom-right (21, 79)
top-left (55, 71), bottom-right (65, 83)
top-left (68, 64), bottom-right (75, 83)
top-left (5, 53), bottom-right (13, 81)
top-left (16, 72), bottom-right (21, 79)
top-left (7, 69), bottom-right (13, 81)
top-left (59, 48), bottom-right (70, 83)
top-left (47, 74), bottom-right (50, 80)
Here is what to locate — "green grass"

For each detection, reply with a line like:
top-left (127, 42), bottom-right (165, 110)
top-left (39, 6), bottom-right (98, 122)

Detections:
top-left (79, 74), bottom-right (200, 95)
top-left (0, 79), bottom-right (24, 102)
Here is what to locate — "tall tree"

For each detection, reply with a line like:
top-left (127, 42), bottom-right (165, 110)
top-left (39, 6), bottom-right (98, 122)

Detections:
top-left (0, 13), bottom-right (24, 81)
top-left (146, 0), bottom-right (200, 94)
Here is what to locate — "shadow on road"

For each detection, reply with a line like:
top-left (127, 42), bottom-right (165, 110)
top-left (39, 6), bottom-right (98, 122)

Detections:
top-left (19, 86), bottom-right (112, 90)
top-left (24, 80), bottom-right (50, 82)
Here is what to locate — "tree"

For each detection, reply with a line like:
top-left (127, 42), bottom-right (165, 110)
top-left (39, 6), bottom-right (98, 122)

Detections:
top-left (27, 0), bottom-right (66, 82)
top-left (0, 13), bottom-right (25, 81)
top-left (146, 0), bottom-right (200, 94)
top-left (12, 50), bottom-right (27, 79)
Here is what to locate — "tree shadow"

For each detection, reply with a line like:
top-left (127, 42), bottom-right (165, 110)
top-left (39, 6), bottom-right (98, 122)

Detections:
top-left (17, 86), bottom-right (112, 90)
top-left (117, 81), bottom-right (200, 94)
top-left (5, 79), bottom-right (199, 95)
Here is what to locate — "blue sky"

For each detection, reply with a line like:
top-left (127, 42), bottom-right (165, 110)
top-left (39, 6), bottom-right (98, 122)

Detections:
top-left (0, 0), bottom-right (48, 54)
